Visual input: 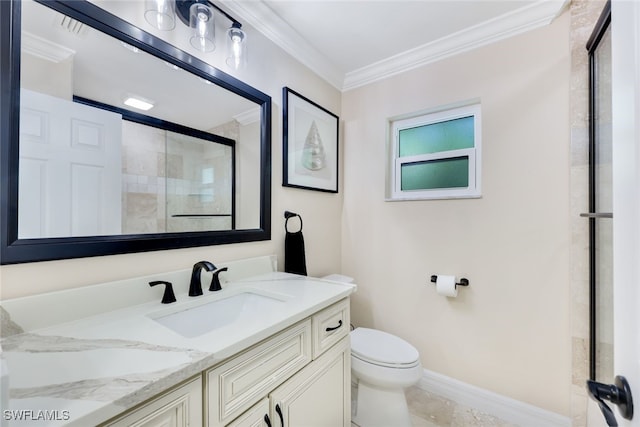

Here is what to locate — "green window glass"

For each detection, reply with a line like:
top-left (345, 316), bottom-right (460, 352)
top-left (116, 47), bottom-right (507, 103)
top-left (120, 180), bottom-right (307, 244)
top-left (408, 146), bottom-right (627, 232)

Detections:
top-left (401, 157), bottom-right (469, 191)
top-left (398, 116), bottom-right (474, 157)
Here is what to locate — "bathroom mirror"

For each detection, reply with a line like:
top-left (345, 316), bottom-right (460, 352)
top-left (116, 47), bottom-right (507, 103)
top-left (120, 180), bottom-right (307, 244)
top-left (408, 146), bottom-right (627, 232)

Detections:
top-left (0, 0), bottom-right (272, 264)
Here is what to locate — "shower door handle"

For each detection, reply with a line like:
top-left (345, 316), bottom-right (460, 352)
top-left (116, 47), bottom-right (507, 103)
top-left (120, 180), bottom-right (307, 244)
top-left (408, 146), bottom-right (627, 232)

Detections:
top-left (587, 376), bottom-right (633, 426)
top-left (580, 212), bottom-right (613, 218)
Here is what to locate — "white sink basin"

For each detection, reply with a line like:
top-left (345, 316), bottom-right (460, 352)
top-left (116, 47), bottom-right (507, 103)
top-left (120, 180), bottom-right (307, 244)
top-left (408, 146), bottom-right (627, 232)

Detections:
top-left (150, 292), bottom-right (287, 338)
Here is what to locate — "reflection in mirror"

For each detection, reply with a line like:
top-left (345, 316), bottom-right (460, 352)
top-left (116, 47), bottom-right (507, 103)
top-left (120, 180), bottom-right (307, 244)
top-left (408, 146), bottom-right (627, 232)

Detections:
top-left (19, 0), bottom-right (258, 237)
top-left (0, 0), bottom-right (271, 264)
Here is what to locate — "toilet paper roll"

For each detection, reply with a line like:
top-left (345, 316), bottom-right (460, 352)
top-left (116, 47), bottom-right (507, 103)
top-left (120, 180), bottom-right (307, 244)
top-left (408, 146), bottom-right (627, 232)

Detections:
top-left (436, 275), bottom-right (458, 297)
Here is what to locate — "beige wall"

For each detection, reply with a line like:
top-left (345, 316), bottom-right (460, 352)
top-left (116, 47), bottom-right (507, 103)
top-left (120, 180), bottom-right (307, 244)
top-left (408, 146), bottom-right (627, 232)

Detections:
top-left (341, 12), bottom-right (571, 416)
top-left (0, 2), bottom-right (343, 299)
top-left (21, 53), bottom-right (73, 100)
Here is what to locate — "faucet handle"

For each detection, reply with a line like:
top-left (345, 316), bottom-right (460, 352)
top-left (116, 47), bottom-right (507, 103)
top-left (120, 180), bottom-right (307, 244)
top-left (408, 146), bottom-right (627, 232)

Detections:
top-left (149, 280), bottom-right (176, 304)
top-left (209, 267), bottom-right (228, 292)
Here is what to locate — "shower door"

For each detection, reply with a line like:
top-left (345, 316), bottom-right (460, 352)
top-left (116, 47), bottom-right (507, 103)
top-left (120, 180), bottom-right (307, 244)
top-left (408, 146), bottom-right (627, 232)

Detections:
top-left (586, 0), bottom-right (640, 425)
top-left (584, 2), bottom-right (612, 384)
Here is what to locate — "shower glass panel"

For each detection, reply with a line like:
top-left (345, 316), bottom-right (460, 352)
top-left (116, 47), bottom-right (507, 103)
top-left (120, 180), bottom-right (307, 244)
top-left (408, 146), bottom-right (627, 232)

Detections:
top-left (165, 131), bottom-right (235, 232)
top-left (586, 6), bottom-right (612, 383)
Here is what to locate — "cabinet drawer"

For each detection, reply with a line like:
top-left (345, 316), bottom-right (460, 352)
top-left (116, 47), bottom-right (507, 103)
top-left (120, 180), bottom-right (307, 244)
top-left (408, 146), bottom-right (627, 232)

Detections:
top-left (102, 376), bottom-right (202, 427)
top-left (206, 320), bottom-right (311, 426)
top-left (312, 298), bottom-right (350, 358)
top-left (227, 398), bottom-right (270, 427)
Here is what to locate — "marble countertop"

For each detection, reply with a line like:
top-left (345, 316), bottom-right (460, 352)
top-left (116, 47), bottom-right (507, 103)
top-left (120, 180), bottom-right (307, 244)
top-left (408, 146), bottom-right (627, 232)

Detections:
top-left (0, 271), bottom-right (356, 426)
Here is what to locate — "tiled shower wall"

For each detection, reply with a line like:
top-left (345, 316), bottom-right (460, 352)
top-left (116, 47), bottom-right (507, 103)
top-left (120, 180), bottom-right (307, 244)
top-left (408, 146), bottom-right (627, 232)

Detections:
top-left (569, 1), bottom-right (607, 425)
top-left (121, 120), bottom-right (236, 234)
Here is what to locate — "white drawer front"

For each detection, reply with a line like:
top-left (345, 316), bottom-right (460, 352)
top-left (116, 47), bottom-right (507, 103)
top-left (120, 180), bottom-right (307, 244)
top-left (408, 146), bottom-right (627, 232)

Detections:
top-left (206, 320), bottom-right (311, 426)
top-left (312, 298), bottom-right (350, 358)
top-left (103, 376), bottom-right (202, 427)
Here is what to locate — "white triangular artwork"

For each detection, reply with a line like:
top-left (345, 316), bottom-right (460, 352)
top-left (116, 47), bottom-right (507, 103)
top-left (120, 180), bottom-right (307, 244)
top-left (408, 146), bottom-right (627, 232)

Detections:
top-left (301, 120), bottom-right (326, 171)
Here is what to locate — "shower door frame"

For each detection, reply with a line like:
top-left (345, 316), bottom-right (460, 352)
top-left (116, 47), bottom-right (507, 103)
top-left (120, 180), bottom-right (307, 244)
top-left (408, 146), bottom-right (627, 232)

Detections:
top-left (585, 0), bottom-right (611, 382)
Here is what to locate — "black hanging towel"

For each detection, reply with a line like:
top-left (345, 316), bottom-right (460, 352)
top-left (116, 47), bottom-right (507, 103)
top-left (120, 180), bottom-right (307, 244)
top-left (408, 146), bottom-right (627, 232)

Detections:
top-left (284, 211), bottom-right (307, 275)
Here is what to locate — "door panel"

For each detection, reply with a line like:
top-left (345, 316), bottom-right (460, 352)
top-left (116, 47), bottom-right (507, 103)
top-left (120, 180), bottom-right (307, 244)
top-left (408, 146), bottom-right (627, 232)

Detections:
top-left (611, 0), bottom-right (640, 424)
top-left (18, 89), bottom-right (122, 238)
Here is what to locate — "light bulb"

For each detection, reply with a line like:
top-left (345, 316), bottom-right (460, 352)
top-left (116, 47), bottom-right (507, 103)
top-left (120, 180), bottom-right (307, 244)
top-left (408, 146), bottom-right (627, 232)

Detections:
top-left (189, 3), bottom-right (215, 52)
top-left (196, 12), bottom-right (209, 37)
top-left (226, 24), bottom-right (246, 69)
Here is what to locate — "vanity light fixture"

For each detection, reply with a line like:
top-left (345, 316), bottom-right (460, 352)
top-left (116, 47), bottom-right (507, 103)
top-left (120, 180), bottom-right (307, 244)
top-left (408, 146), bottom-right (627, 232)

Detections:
top-left (123, 96), bottom-right (155, 111)
top-left (226, 22), bottom-right (247, 69)
top-left (144, 0), bottom-right (247, 69)
top-left (144, 0), bottom-right (176, 31)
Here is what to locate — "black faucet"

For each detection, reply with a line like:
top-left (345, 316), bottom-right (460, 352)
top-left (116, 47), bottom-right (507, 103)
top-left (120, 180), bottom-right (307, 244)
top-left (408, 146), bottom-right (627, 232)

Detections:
top-left (189, 261), bottom-right (216, 296)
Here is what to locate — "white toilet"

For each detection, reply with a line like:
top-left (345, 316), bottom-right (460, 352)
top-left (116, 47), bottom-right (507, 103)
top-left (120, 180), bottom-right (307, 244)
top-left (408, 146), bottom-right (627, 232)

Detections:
top-left (320, 274), bottom-right (422, 426)
top-left (350, 327), bottom-right (422, 427)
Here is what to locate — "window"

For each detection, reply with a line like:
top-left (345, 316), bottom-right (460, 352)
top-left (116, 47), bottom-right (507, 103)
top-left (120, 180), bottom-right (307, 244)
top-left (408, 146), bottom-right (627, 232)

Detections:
top-left (388, 103), bottom-right (481, 200)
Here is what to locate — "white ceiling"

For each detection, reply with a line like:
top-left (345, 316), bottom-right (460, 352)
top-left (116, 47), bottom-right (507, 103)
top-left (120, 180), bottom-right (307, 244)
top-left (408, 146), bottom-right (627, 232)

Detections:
top-left (223, 0), bottom-right (569, 90)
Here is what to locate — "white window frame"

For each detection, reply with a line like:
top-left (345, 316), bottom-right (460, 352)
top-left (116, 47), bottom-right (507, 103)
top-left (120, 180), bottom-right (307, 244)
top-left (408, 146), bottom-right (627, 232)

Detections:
top-left (388, 103), bottom-right (482, 201)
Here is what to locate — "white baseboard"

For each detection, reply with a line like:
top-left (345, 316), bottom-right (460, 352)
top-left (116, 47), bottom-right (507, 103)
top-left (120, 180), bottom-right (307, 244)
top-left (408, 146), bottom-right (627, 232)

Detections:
top-left (416, 369), bottom-right (571, 427)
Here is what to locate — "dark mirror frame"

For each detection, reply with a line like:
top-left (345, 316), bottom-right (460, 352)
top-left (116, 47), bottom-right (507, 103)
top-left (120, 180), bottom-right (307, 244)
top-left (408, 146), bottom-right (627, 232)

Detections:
top-left (0, 0), bottom-right (272, 265)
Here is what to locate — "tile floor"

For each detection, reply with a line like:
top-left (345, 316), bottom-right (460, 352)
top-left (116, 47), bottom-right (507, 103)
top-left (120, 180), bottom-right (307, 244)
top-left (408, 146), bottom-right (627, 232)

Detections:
top-left (352, 385), bottom-right (518, 427)
top-left (405, 386), bottom-right (518, 427)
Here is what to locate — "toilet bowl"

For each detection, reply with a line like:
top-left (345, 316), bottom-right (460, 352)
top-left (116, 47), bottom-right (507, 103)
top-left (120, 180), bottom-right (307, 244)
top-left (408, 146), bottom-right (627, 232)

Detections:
top-left (350, 327), bottom-right (422, 427)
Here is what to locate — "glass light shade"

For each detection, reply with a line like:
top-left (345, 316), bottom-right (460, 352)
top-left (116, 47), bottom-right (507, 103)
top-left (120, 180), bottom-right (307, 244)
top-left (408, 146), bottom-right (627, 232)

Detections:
top-left (144, 0), bottom-right (176, 31)
top-left (226, 24), bottom-right (247, 69)
top-left (189, 3), bottom-right (215, 53)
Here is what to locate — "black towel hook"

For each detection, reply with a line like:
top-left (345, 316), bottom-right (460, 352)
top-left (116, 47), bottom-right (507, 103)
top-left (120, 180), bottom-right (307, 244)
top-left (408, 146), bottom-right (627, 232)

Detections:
top-left (284, 210), bottom-right (303, 233)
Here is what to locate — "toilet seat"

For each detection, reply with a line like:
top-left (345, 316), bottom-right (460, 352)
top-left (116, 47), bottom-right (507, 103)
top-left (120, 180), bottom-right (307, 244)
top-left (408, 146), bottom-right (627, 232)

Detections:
top-left (351, 327), bottom-right (420, 368)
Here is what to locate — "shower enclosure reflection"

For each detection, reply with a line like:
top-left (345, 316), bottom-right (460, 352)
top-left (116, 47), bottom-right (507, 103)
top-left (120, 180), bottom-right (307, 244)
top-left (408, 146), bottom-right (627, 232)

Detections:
top-left (18, 91), bottom-right (237, 238)
top-left (121, 120), bottom-right (235, 235)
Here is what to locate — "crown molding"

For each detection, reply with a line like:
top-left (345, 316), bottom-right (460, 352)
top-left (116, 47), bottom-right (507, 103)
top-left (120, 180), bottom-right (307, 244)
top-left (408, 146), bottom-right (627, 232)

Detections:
top-left (234, 107), bottom-right (261, 126)
top-left (223, 0), bottom-right (568, 92)
top-left (343, 0), bottom-right (569, 91)
top-left (222, 0), bottom-right (345, 90)
top-left (22, 31), bottom-right (76, 63)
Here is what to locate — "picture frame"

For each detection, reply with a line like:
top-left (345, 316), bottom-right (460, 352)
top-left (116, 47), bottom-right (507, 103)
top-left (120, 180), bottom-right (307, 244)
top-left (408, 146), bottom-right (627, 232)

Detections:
top-left (283, 87), bottom-right (339, 193)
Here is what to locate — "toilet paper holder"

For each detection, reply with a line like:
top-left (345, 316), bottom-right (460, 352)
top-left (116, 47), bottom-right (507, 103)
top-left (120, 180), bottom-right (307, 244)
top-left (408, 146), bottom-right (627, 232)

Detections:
top-left (430, 275), bottom-right (470, 288)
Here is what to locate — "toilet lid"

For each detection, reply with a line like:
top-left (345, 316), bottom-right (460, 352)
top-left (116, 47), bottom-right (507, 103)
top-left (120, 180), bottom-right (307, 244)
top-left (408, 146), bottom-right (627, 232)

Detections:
top-left (350, 328), bottom-right (419, 367)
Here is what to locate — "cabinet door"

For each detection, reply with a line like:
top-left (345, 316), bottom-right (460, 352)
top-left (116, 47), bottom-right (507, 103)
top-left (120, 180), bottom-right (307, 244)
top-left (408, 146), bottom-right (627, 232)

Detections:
top-left (269, 337), bottom-right (350, 427)
top-left (206, 320), bottom-right (311, 426)
top-left (104, 376), bottom-right (202, 427)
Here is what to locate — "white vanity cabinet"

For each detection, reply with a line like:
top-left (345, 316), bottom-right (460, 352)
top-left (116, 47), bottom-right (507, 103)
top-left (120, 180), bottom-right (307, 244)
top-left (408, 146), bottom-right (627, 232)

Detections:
top-left (3, 262), bottom-right (357, 427)
top-left (206, 298), bottom-right (351, 427)
top-left (102, 376), bottom-right (203, 427)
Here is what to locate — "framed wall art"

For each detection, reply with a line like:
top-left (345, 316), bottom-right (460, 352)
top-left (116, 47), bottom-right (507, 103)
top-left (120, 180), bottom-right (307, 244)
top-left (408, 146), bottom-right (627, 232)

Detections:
top-left (283, 87), bottom-right (339, 193)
